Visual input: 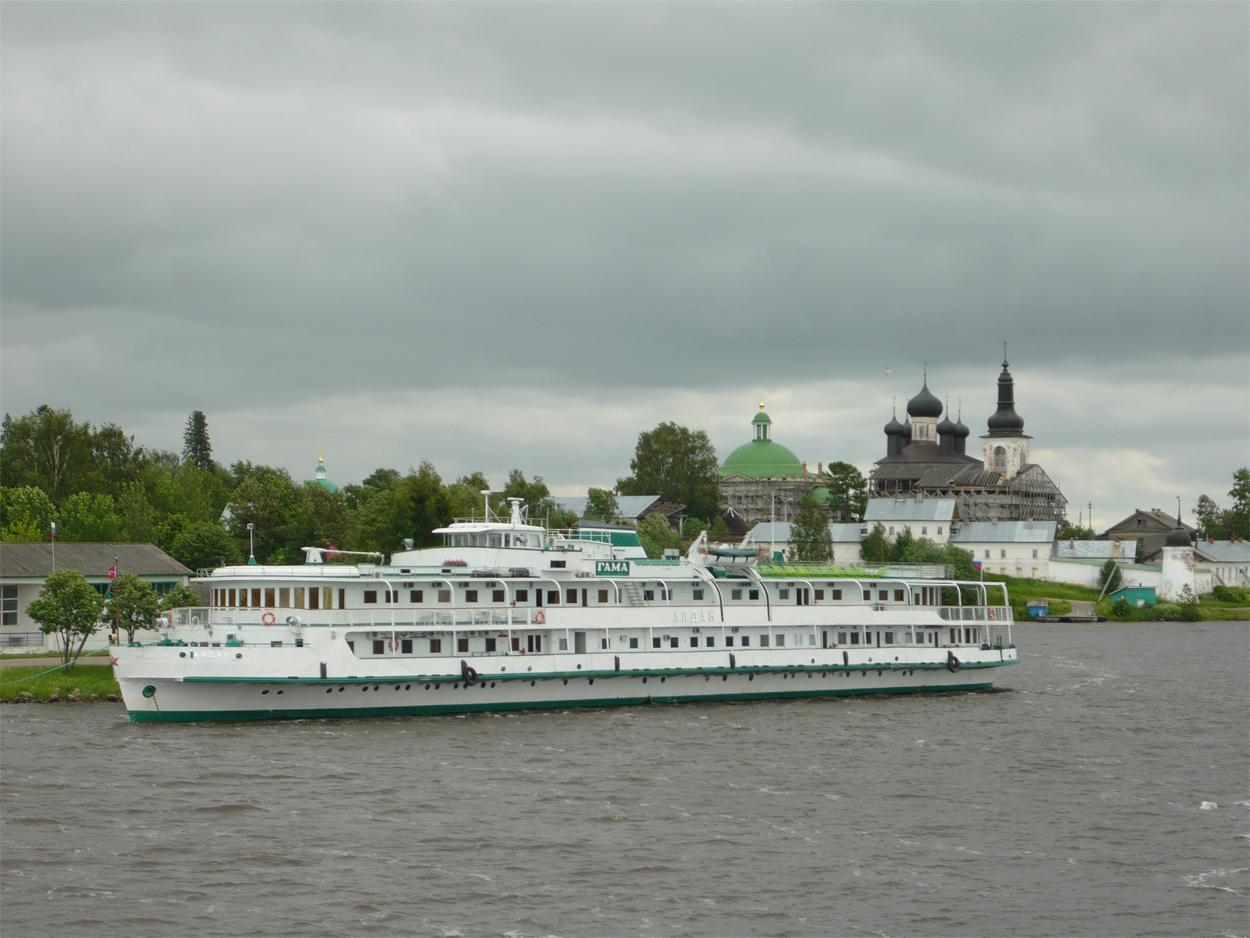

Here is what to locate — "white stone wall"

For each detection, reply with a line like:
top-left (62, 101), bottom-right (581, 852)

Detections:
top-left (963, 542), bottom-right (1050, 579)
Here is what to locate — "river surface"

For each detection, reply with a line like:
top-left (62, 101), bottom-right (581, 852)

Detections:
top-left (2, 621), bottom-right (1247, 937)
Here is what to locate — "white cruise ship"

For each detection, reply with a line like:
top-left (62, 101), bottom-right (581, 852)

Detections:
top-left (111, 499), bottom-right (1018, 722)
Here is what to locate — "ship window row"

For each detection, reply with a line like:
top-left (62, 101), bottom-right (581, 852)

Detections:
top-left (445, 532), bottom-right (543, 548)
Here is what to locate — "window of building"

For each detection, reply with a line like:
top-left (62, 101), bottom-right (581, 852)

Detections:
top-left (1000, 549), bottom-right (1007, 559)
top-left (465, 590), bottom-right (478, 603)
top-left (2, 586), bottom-right (16, 626)
top-left (438, 589), bottom-right (451, 603)
top-left (706, 636), bottom-right (715, 647)
top-left (894, 589), bottom-right (905, 602)
top-left (937, 527), bottom-right (943, 536)
top-left (373, 639), bottom-right (385, 655)
top-left (430, 638), bottom-right (442, 653)
top-left (985, 550), bottom-right (990, 559)
top-left (643, 590), bottom-right (655, 601)
top-left (410, 590), bottom-right (423, 603)
top-left (458, 638), bottom-right (469, 653)
top-left (1032, 549), bottom-right (1038, 559)
top-left (889, 526), bottom-right (895, 535)
top-left (748, 589), bottom-right (759, 601)
top-left (921, 526), bottom-right (928, 536)
top-left (566, 589), bottom-right (578, 605)
top-left (515, 589), bottom-right (528, 603)
top-left (364, 590), bottom-right (377, 604)
top-left (775, 634), bottom-right (785, 647)
top-left (652, 637), bottom-right (661, 648)
top-left (629, 637), bottom-right (639, 649)
top-left (485, 638), bottom-right (496, 652)
top-left (693, 589), bottom-right (703, 600)
top-left (731, 589), bottom-right (742, 600)
top-left (492, 589), bottom-right (505, 603)
top-left (598, 589), bottom-right (610, 604)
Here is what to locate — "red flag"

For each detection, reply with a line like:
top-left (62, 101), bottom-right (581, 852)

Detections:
top-left (107, 565), bottom-right (117, 579)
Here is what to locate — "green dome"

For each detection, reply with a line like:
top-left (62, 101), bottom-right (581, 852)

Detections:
top-left (809, 486), bottom-right (830, 504)
top-left (314, 456), bottom-right (338, 493)
top-left (719, 439), bottom-right (804, 479)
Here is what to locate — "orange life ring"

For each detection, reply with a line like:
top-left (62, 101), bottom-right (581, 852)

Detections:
top-left (988, 609), bottom-right (996, 619)
top-left (534, 610), bottom-right (546, 624)
top-left (262, 611), bottom-right (276, 625)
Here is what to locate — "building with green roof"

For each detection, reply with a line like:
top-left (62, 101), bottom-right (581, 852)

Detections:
top-left (719, 401), bottom-right (819, 526)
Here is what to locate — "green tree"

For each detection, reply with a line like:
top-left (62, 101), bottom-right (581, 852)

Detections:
top-left (709, 516), bottom-right (732, 539)
top-left (58, 492), bottom-right (122, 541)
top-left (182, 411), bottom-right (213, 470)
top-left (789, 497), bottom-right (833, 562)
top-left (226, 466), bottom-right (304, 562)
top-left (446, 471), bottom-right (493, 520)
top-left (1097, 558), bottom-right (1123, 594)
top-left (821, 462), bottom-right (868, 521)
top-left (682, 516), bottom-right (708, 545)
top-left (1226, 468), bottom-right (1250, 539)
top-left (116, 481), bottom-right (156, 542)
top-left (616, 422), bottom-right (721, 523)
top-left (583, 488), bottom-right (621, 523)
top-left (25, 569), bottom-right (105, 667)
top-left (861, 523), bottom-right (890, 563)
top-left (162, 584), bottom-right (203, 611)
top-left (0, 485), bottom-right (56, 541)
top-left (347, 461), bottom-right (450, 553)
top-left (170, 520), bottom-right (243, 571)
top-left (0, 406), bottom-right (96, 502)
top-left (502, 469), bottom-right (555, 518)
top-left (1058, 522), bottom-right (1095, 540)
top-left (637, 512), bottom-right (682, 559)
top-left (104, 573), bottom-right (163, 644)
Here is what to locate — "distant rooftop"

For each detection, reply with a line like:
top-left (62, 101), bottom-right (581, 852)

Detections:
top-left (864, 498), bottom-right (957, 524)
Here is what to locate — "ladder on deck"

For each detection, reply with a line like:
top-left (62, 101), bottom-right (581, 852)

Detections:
top-left (621, 581), bottom-right (646, 607)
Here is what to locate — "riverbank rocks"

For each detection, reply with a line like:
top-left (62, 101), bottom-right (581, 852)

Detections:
top-left (19, 691), bottom-right (32, 701)
top-left (106, 694), bottom-right (119, 702)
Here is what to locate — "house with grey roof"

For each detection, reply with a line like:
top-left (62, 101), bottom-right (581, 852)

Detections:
top-left (949, 520), bottom-right (1057, 579)
top-left (863, 498), bottom-right (957, 544)
top-left (1192, 539), bottom-right (1250, 589)
top-left (549, 495), bottom-right (684, 529)
top-left (0, 543), bottom-right (192, 649)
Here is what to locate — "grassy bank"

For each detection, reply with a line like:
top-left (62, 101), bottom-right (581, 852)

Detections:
top-left (0, 665), bottom-right (121, 703)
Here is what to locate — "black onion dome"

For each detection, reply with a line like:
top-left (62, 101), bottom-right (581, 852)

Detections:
top-left (1165, 525), bottom-right (1191, 548)
top-left (901, 418), bottom-right (912, 439)
top-left (936, 413), bottom-right (957, 436)
top-left (885, 414), bottom-right (906, 437)
top-left (986, 360), bottom-right (1026, 435)
top-left (907, 379), bottom-right (943, 419)
top-left (953, 415), bottom-right (971, 439)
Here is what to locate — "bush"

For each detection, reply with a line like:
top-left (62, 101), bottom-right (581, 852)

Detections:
top-left (1110, 597), bottom-right (1133, 619)
top-left (1211, 586), bottom-right (1248, 604)
top-left (1178, 601), bottom-right (1202, 622)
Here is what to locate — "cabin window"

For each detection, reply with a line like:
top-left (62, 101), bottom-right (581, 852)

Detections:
top-left (373, 640), bottom-right (384, 655)
top-left (438, 590), bottom-right (451, 603)
top-left (492, 590), bottom-right (505, 603)
top-left (516, 589), bottom-right (528, 603)
top-left (363, 591), bottom-right (377, 604)
top-left (264, 588), bottom-right (275, 607)
top-left (706, 636), bottom-right (715, 647)
top-left (693, 589), bottom-right (703, 600)
top-left (601, 638), bottom-right (609, 649)
top-left (778, 589), bottom-right (789, 600)
top-left (401, 639), bottom-right (413, 654)
top-left (863, 590), bottom-right (871, 601)
top-left (776, 634), bottom-right (785, 647)
top-left (629, 637), bottom-right (639, 649)
top-left (670, 637), bottom-right (679, 648)
top-left (252, 589), bottom-right (261, 607)
top-left (598, 589), bottom-right (609, 604)
top-left (808, 634), bottom-right (816, 645)
top-left (485, 638), bottom-right (496, 652)
top-left (527, 635), bottom-right (542, 653)
top-left (411, 590), bottom-right (423, 603)
top-left (554, 638), bottom-right (565, 651)
top-left (726, 636), bottom-right (734, 646)
top-left (466, 590), bottom-right (479, 604)
top-left (838, 632), bottom-right (848, 645)
top-left (950, 629), bottom-right (958, 643)
top-left (643, 590), bottom-right (655, 601)
top-left (489, 534), bottom-right (502, 548)
top-left (279, 588), bottom-right (290, 607)
top-left (458, 638), bottom-right (469, 653)
top-left (760, 635), bottom-right (770, 647)
top-left (690, 637), bottom-right (699, 647)
top-left (512, 637), bottom-right (521, 652)
top-left (850, 633), bottom-right (860, 645)
top-left (550, 560), bottom-right (566, 569)
top-left (814, 589), bottom-right (824, 601)
top-left (731, 589), bottom-right (742, 600)
top-left (652, 637), bottom-right (661, 648)
top-left (748, 589), bottom-right (759, 601)
top-left (884, 632), bottom-right (894, 644)
top-left (740, 636), bottom-right (750, 646)
top-left (832, 589), bottom-right (842, 600)
top-left (347, 640), bottom-right (354, 652)
top-left (292, 587), bottom-right (304, 608)
top-left (311, 589), bottom-right (321, 610)
top-left (894, 590), bottom-right (905, 602)
top-left (566, 589), bottom-right (578, 605)
top-left (338, 588), bottom-right (345, 609)
top-left (228, 589), bottom-right (237, 606)
top-left (430, 638), bottom-right (442, 653)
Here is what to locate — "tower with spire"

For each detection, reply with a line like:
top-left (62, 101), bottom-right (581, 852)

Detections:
top-left (981, 344), bottom-right (1032, 481)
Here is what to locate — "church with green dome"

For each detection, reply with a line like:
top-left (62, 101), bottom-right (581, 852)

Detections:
top-left (312, 454), bottom-right (338, 493)
top-left (719, 401), bottom-right (821, 526)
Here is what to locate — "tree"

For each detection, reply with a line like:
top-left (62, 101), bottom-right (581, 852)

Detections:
top-left (861, 523), bottom-right (890, 563)
top-left (0, 406), bottom-right (96, 502)
top-left (25, 569), bottom-right (105, 668)
top-left (170, 520), bottom-right (243, 570)
top-left (789, 497), bottom-right (833, 562)
top-left (225, 466), bottom-right (304, 562)
top-left (821, 462), bottom-right (868, 521)
top-left (115, 481), bottom-right (156, 542)
top-left (616, 422), bottom-right (721, 523)
top-left (182, 411), bottom-right (213, 470)
top-left (104, 573), bottom-right (163, 644)
top-left (709, 516), bottom-right (731, 539)
top-left (637, 513), bottom-right (682, 559)
top-left (1058, 522), bottom-right (1095, 540)
top-left (1227, 468), bottom-right (1250, 539)
top-left (0, 485), bottom-right (56, 541)
top-left (583, 488), bottom-right (620, 523)
top-left (502, 470), bottom-right (555, 518)
top-left (1098, 558), bottom-right (1123, 594)
top-left (58, 492), bottom-right (122, 541)
top-left (162, 584), bottom-right (203, 611)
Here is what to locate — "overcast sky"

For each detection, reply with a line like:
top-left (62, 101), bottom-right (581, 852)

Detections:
top-left (3, 3), bottom-right (1247, 529)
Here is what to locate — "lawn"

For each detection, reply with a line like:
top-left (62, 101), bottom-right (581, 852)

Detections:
top-left (0, 664), bottom-right (121, 703)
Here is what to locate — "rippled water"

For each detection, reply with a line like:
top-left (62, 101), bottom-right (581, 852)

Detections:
top-left (2, 622), bottom-right (1247, 937)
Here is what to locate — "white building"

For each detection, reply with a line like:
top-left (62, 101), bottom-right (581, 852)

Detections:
top-left (949, 520), bottom-right (1057, 579)
top-left (862, 498), bottom-right (957, 543)
top-left (1193, 540), bottom-right (1250, 589)
top-left (741, 522), bottom-right (864, 565)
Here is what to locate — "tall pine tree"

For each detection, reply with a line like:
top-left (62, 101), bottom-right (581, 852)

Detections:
top-left (182, 411), bottom-right (213, 470)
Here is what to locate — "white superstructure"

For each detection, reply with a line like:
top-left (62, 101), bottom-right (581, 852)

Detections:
top-left (112, 499), bottom-right (1018, 722)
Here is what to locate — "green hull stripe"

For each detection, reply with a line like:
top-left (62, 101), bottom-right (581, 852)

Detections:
top-left (178, 657), bottom-right (1017, 686)
top-left (128, 682), bottom-right (995, 723)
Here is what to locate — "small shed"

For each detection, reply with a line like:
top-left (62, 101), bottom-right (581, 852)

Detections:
top-left (1109, 586), bottom-right (1157, 607)
top-left (1027, 599), bottom-right (1049, 618)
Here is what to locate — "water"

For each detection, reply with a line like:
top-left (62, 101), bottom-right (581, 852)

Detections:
top-left (2, 622), bottom-right (1247, 937)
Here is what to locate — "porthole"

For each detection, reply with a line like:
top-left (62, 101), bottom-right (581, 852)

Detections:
top-left (325, 688), bottom-right (333, 694)
top-left (425, 684), bottom-right (431, 690)
top-left (453, 683), bottom-right (459, 689)
top-left (338, 686), bottom-right (344, 692)
top-left (530, 680), bottom-right (535, 686)
top-left (660, 676), bottom-right (666, 683)
top-left (722, 675), bottom-right (728, 681)
top-left (749, 674), bottom-right (754, 681)
top-left (179, 652), bottom-right (186, 658)
top-left (235, 653), bottom-right (242, 659)
top-left (261, 689), bottom-right (270, 695)
top-left (588, 678), bottom-right (594, 685)
top-left (362, 686), bottom-right (369, 692)
top-left (576, 664), bottom-right (582, 670)
top-left (405, 684), bottom-right (411, 690)
top-left (562, 679), bottom-right (568, 685)
top-left (373, 685), bottom-right (380, 691)
top-left (642, 677), bottom-right (648, 684)
top-left (490, 682), bottom-right (496, 688)
top-left (276, 689), bottom-right (284, 695)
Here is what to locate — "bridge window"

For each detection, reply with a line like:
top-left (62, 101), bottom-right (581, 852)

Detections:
top-left (731, 589), bottom-right (742, 600)
top-left (438, 590), bottom-right (451, 603)
top-left (410, 590), bottom-right (423, 603)
top-left (515, 590), bottom-right (528, 603)
top-left (431, 638), bottom-right (442, 653)
top-left (748, 589), bottom-right (759, 601)
top-left (465, 590), bottom-right (478, 603)
top-left (364, 591), bottom-right (377, 604)
top-left (598, 589), bottom-right (609, 603)
top-left (492, 590), bottom-right (505, 603)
